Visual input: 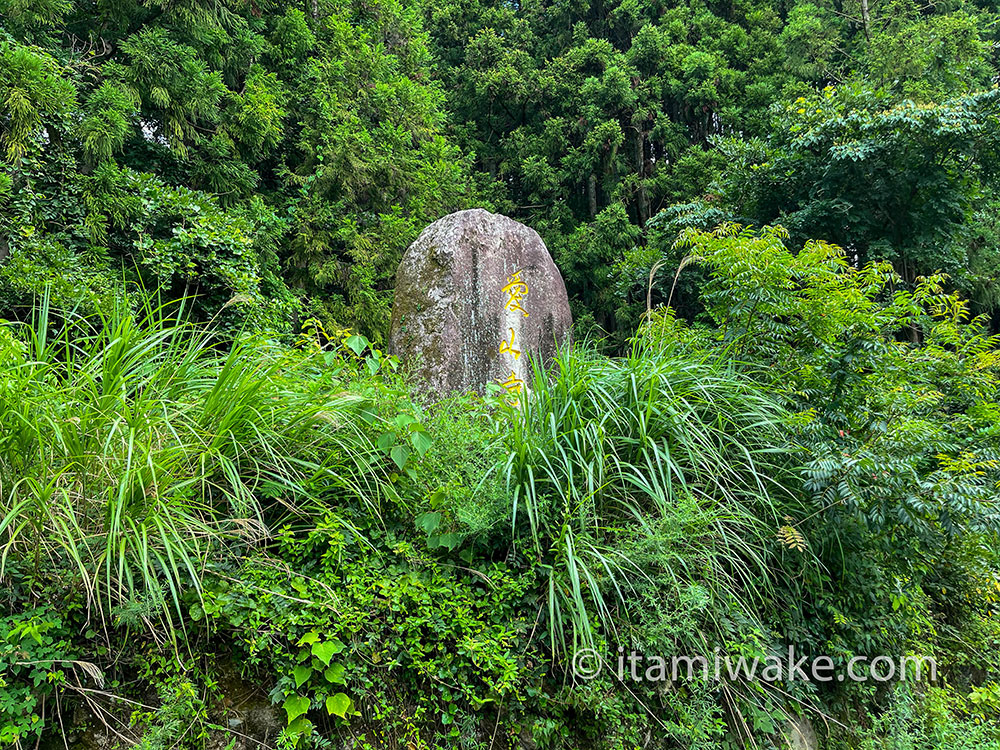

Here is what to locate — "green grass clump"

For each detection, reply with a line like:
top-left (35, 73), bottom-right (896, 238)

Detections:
top-left (498, 341), bottom-right (793, 656)
top-left (0, 300), bottom-right (388, 633)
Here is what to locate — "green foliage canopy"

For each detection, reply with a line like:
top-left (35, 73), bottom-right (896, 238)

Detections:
top-left (0, 0), bottom-right (472, 336)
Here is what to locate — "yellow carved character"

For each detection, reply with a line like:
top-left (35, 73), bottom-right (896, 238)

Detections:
top-left (499, 327), bottom-right (522, 360)
top-left (502, 271), bottom-right (530, 317)
top-left (500, 371), bottom-right (524, 394)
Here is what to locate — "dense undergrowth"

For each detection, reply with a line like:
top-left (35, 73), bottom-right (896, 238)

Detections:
top-left (2, 229), bottom-right (1000, 748)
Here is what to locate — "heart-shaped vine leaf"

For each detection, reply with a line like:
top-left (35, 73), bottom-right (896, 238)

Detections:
top-left (282, 695), bottom-right (311, 725)
top-left (324, 663), bottom-right (346, 684)
top-left (326, 692), bottom-right (353, 719)
top-left (390, 444), bottom-right (410, 470)
top-left (287, 717), bottom-right (311, 737)
top-left (312, 638), bottom-right (345, 666)
top-left (296, 632), bottom-right (320, 646)
top-left (293, 665), bottom-right (313, 688)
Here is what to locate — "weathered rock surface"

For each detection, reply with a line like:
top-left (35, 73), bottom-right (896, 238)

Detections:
top-left (785, 715), bottom-right (819, 750)
top-left (389, 209), bottom-right (572, 397)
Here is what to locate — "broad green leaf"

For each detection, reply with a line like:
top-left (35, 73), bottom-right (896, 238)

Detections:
top-left (376, 431), bottom-right (394, 452)
top-left (312, 639), bottom-right (344, 666)
top-left (324, 663), bottom-right (346, 685)
top-left (293, 665), bottom-right (313, 688)
top-left (416, 511), bottom-right (441, 534)
top-left (296, 632), bottom-right (320, 646)
top-left (411, 430), bottom-right (432, 457)
top-left (326, 692), bottom-right (353, 718)
top-left (390, 444), bottom-right (410, 469)
top-left (286, 716), bottom-right (312, 738)
top-left (282, 695), bottom-right (311, 724)
top-left (394, 414), bottom-right (417, 429)
top-left (345, 335), bottom-right (368, 355)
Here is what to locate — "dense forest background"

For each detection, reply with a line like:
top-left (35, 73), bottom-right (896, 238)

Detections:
top-left (6, 0), bottom-right (1000, 342)
top-left (5, 1), bottom-right (1000, 749)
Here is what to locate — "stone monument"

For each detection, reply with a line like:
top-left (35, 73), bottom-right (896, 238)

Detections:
top-left (388, 209), bottom-right (573, 397)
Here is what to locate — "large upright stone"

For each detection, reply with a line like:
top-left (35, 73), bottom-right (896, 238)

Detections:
top-left (389, 209), bottom-right (572, 397)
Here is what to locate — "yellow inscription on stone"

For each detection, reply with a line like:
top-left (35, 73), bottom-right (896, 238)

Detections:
top-left (499, 327), bottom-right (522, 360)
top-left (500, 371), bottom-right (524, 394)
top-left (502, 270), bottom-right (530, 317)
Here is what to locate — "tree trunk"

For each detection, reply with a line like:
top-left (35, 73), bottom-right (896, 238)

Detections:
top-left (587, 174), bottom-right (598, 219)
top-left (635, 129), bottom-right (648, 225)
